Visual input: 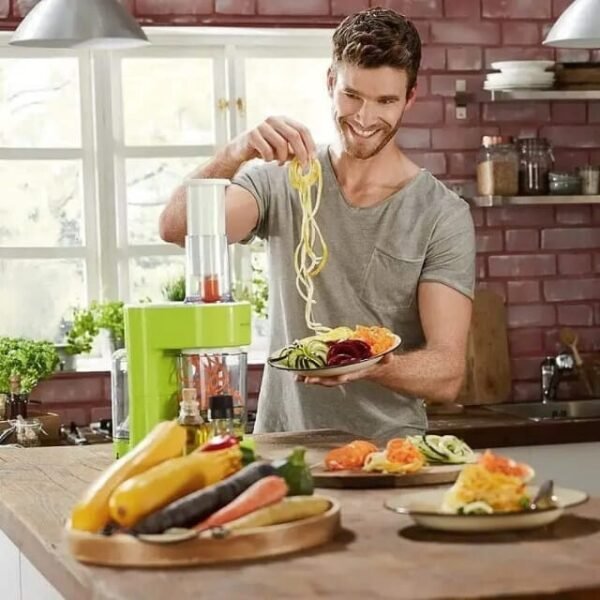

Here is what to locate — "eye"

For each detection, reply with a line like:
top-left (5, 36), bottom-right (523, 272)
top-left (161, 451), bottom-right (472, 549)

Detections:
top-left (344, 91), bottom-right (359, 99)
top-left (379, 98), bottom-right (397, 105)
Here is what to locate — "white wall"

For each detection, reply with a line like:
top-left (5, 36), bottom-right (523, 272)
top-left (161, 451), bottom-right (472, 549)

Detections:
top-left (497, 442), bottom-right (600, 495)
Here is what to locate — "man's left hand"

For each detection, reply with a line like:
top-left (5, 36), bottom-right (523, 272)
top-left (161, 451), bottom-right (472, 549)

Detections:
top-left (296, 353), bottom-right (394, 387)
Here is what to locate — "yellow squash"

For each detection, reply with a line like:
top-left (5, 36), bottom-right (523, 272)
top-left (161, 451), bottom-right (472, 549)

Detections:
top-left (70, 420), bottom-right (186, 532)
top-left (108, 446), bottom-right (242, 528)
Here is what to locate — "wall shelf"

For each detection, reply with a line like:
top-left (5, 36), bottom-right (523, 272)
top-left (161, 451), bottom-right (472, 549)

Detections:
top-left (485, 89), bottom-right (600, 102)
top-left (471, 195), bottom-right (600, 207)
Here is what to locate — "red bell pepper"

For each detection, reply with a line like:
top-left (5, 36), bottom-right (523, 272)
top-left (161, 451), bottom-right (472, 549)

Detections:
top-left (200, 434), bottom-right (239, 452)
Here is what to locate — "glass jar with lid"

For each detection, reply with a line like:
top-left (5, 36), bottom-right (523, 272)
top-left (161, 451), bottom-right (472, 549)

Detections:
top-left (476, 135), bottom-right (519, 197)
top-left (518, 138), bottom-right (554, 195)
top-left (549, 172), bottom-right (582, 195)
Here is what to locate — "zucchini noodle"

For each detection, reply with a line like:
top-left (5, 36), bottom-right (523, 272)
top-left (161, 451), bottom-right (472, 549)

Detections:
top-left (289, 158), bottom-right (331, 334)
top-left (442, 464), bottom-right (529, 513)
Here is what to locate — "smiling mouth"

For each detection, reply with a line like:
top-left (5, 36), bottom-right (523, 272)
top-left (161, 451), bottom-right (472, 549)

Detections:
top-left (345, 122), bottom-right (381, 139)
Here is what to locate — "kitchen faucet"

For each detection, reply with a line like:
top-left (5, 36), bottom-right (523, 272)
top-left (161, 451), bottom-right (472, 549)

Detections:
top-left (540, 352), bottom-right (575, 403)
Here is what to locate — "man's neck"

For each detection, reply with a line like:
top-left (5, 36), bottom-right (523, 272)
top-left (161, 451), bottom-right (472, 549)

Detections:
top-left (328, 140), bottom-right (420, 192)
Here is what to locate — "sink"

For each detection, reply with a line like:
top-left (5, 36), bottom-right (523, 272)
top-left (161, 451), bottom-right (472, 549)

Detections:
top-left (488, 399), bottom-right (600, 421)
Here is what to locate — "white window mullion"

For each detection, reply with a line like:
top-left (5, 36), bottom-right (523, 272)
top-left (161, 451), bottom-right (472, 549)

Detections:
top-left (229, 45), bottom-right (247, 139)
top-left (121, 145), bottom-right (217, 159)
top-left (91, 51), bottom-right (120, 302)
top-left (0, 148), bottom-right (82, 160)
top-left (0, 247), bottom-right (86, 259)
top-left (79, 49), bottom-right (100, 304)
top-left (120, 244), bottom-right (184, 258)
top-left (109, 53), bottom-right (131, 302)
top-left (213, 50), bottom-right (229, 149)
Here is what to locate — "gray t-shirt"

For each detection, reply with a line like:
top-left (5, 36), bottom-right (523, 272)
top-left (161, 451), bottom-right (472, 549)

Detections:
top-left (232, 147), bottom-right (475, 441)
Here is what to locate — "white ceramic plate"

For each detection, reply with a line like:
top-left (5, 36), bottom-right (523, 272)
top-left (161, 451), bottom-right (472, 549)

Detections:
top-left (486, 72), bottom-right (554, 84)
top-left (491, 60), bottom-right (555, 72)
top-left (268, 334), bottom-right (401, 377)
top-left (484, 82), bottom-right (554, 91)
top-left (384, 486), bottom-right (588, 533)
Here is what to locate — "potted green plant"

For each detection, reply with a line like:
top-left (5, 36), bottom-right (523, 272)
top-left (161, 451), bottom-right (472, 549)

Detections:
top-left (162, 275), bottom-right (186, 302)
top-left (0, 337), bottom-right (60, 395)
top-left (65, 301), bottom-right (125, 356)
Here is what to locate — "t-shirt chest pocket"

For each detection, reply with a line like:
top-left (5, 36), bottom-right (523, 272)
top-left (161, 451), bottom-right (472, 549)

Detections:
top-left (359, 247), bottom-right (424, 311)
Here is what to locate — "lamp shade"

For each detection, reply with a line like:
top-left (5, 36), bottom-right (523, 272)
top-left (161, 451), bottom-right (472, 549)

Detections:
top-left (543, 0), bottom-right (600, 49)
top-left (10, 0), bottom-right (149, 49)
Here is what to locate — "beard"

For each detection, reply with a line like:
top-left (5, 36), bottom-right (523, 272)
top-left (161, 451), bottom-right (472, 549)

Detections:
top-left (335, 111), bottom-right (404, 160)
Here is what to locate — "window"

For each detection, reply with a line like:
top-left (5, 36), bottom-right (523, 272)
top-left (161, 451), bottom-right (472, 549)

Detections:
top-left (0, 28), bottom-right (333, 342)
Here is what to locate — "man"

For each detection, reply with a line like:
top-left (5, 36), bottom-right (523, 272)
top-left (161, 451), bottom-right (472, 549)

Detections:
top-left (159, 8), bottom-right (475, 440)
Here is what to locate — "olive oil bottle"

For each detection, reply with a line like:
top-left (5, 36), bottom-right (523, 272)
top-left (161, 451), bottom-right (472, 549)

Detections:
top-left (177, 387), bottom-right (207, 454)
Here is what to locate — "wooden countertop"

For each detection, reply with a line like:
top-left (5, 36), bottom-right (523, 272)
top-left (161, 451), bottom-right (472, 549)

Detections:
top-left (1, 431), bottom-right (600, 600)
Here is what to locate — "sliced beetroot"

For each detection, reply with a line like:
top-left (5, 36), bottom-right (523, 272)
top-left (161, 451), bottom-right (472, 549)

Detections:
top-left (326, 339), bottom-right (373, 366)
top-left (327, 353), bottom-right (356, 366)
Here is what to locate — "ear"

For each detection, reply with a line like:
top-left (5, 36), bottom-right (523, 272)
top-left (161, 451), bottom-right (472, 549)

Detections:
top-left (405, 84), bottom-right (418, 110)
top-left (327, 66), bottom-right (336, 98)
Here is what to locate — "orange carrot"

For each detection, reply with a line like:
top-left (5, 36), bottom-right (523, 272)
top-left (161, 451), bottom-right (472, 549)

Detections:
top-left (193, 475), bottom-right (288, 531)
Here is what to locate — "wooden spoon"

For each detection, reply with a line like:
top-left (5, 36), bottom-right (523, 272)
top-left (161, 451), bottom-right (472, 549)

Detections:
top-left (559, 328), bottom-right (594, 395)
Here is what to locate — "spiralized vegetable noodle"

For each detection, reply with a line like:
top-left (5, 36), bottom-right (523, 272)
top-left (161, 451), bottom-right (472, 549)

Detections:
top-left (443, 464), bottom-right (527, 513)
top-left (288, 158), bottom-right (330, 334)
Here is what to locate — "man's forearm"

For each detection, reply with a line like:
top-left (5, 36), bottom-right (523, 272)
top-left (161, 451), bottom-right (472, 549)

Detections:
top-left (159, 148), bottom-right (244, 247)
top-left (370, 347), bottom-right (465, 403)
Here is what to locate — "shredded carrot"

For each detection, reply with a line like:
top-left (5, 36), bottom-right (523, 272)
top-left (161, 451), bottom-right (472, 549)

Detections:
top-left (350, 325), bottom-right (396, 356)
top-left (385, 438), bottom-right (425, 467)
top-left (180, 355), bottom-right (241, 413)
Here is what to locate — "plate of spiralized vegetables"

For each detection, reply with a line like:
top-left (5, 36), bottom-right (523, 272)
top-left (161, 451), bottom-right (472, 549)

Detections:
top-left (312, 436), bottom-right (476, 489)
top-left (384, 450), bottom-right (588, 532)
top-left (267, 325), bottom-right (401, 377)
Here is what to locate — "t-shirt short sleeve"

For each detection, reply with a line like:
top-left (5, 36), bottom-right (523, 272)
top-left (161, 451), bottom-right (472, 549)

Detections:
top-left (230, 160), bottom-right (272, 242)
top-left (419, 202), bottom-right (476, 300)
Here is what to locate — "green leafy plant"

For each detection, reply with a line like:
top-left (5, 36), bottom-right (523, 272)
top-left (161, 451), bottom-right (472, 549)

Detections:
top-left (251, 266), bottom-right (269, 321)
top-left (65, 301), bottom-right (125, 355)
top-left (162, 275), bottom-right (186, 302)
top-left (0, 337), bottom-right (60, 394)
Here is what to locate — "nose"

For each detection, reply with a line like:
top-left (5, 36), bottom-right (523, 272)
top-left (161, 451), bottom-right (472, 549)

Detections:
top-left (355, 100), bottom-right (378, 129)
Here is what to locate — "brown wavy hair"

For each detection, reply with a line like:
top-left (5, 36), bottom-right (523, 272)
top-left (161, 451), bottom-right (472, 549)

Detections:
top-left (332, 7), bottom-right (422, 95)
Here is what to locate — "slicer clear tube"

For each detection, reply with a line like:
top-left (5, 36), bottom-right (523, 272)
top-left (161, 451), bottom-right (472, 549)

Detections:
top-left (185, 179), bottom-right (232, 303)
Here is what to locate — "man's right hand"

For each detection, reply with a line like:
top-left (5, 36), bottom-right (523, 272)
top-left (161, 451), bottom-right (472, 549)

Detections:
top-left (225, 116), bottom-right (317, 169)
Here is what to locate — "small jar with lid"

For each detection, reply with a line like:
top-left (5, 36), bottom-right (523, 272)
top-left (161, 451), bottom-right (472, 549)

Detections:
top-left (518, 138), bottom-right (554, 195)
top-left (549, 172), bottom-right (582, 195)
top-left (476, 135), bottom-right (519, 197)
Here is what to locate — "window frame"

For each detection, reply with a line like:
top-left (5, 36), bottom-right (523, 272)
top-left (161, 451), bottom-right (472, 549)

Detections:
top-left (0, 27), bottom-right (333, 333)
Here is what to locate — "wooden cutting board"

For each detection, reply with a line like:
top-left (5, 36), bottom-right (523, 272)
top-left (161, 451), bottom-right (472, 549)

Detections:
top-left (312, 463), bottom-right (464, 489)
top-left (66, 496), bottom-right (341, 568)
top-left (457, 289), bottom-right (512, 405)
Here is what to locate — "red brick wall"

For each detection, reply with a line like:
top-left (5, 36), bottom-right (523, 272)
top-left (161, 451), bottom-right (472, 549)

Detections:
top-left (3, 0), bottom-right (599, 404)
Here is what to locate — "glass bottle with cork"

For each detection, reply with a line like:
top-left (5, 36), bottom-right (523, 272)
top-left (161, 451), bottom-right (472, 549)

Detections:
top-left (178, 387), bottom-right (207, 454)
top-left (8, 374), bottom-right (28, 419)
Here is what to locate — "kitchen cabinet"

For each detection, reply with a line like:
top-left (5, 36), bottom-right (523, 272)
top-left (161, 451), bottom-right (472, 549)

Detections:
top-left (0, 530), bottom-right (63, 600)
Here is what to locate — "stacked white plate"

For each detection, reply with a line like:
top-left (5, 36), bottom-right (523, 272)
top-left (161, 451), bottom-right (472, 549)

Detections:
top-left (484, 60), bottom-right (555, 91)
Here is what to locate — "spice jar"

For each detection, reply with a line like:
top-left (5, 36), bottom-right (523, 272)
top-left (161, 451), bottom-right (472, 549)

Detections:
top-left (476, 135), bottom-right (519, 197)
top-left (518, 138), bottom-right (554, 195)
top-left (577, 165), bottom-right (599, 195)
top-left (12, 417), bottom-right (44, 447)
top-left (549, 172), bottom-right (582, 195)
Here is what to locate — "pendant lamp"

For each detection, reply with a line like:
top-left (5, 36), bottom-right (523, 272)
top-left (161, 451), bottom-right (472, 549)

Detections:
top-left (10, 0), bottom-right (149, 49)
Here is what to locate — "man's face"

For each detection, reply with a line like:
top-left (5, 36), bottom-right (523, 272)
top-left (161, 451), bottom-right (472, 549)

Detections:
top-left (328, 62), bottom-right (416, 159)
